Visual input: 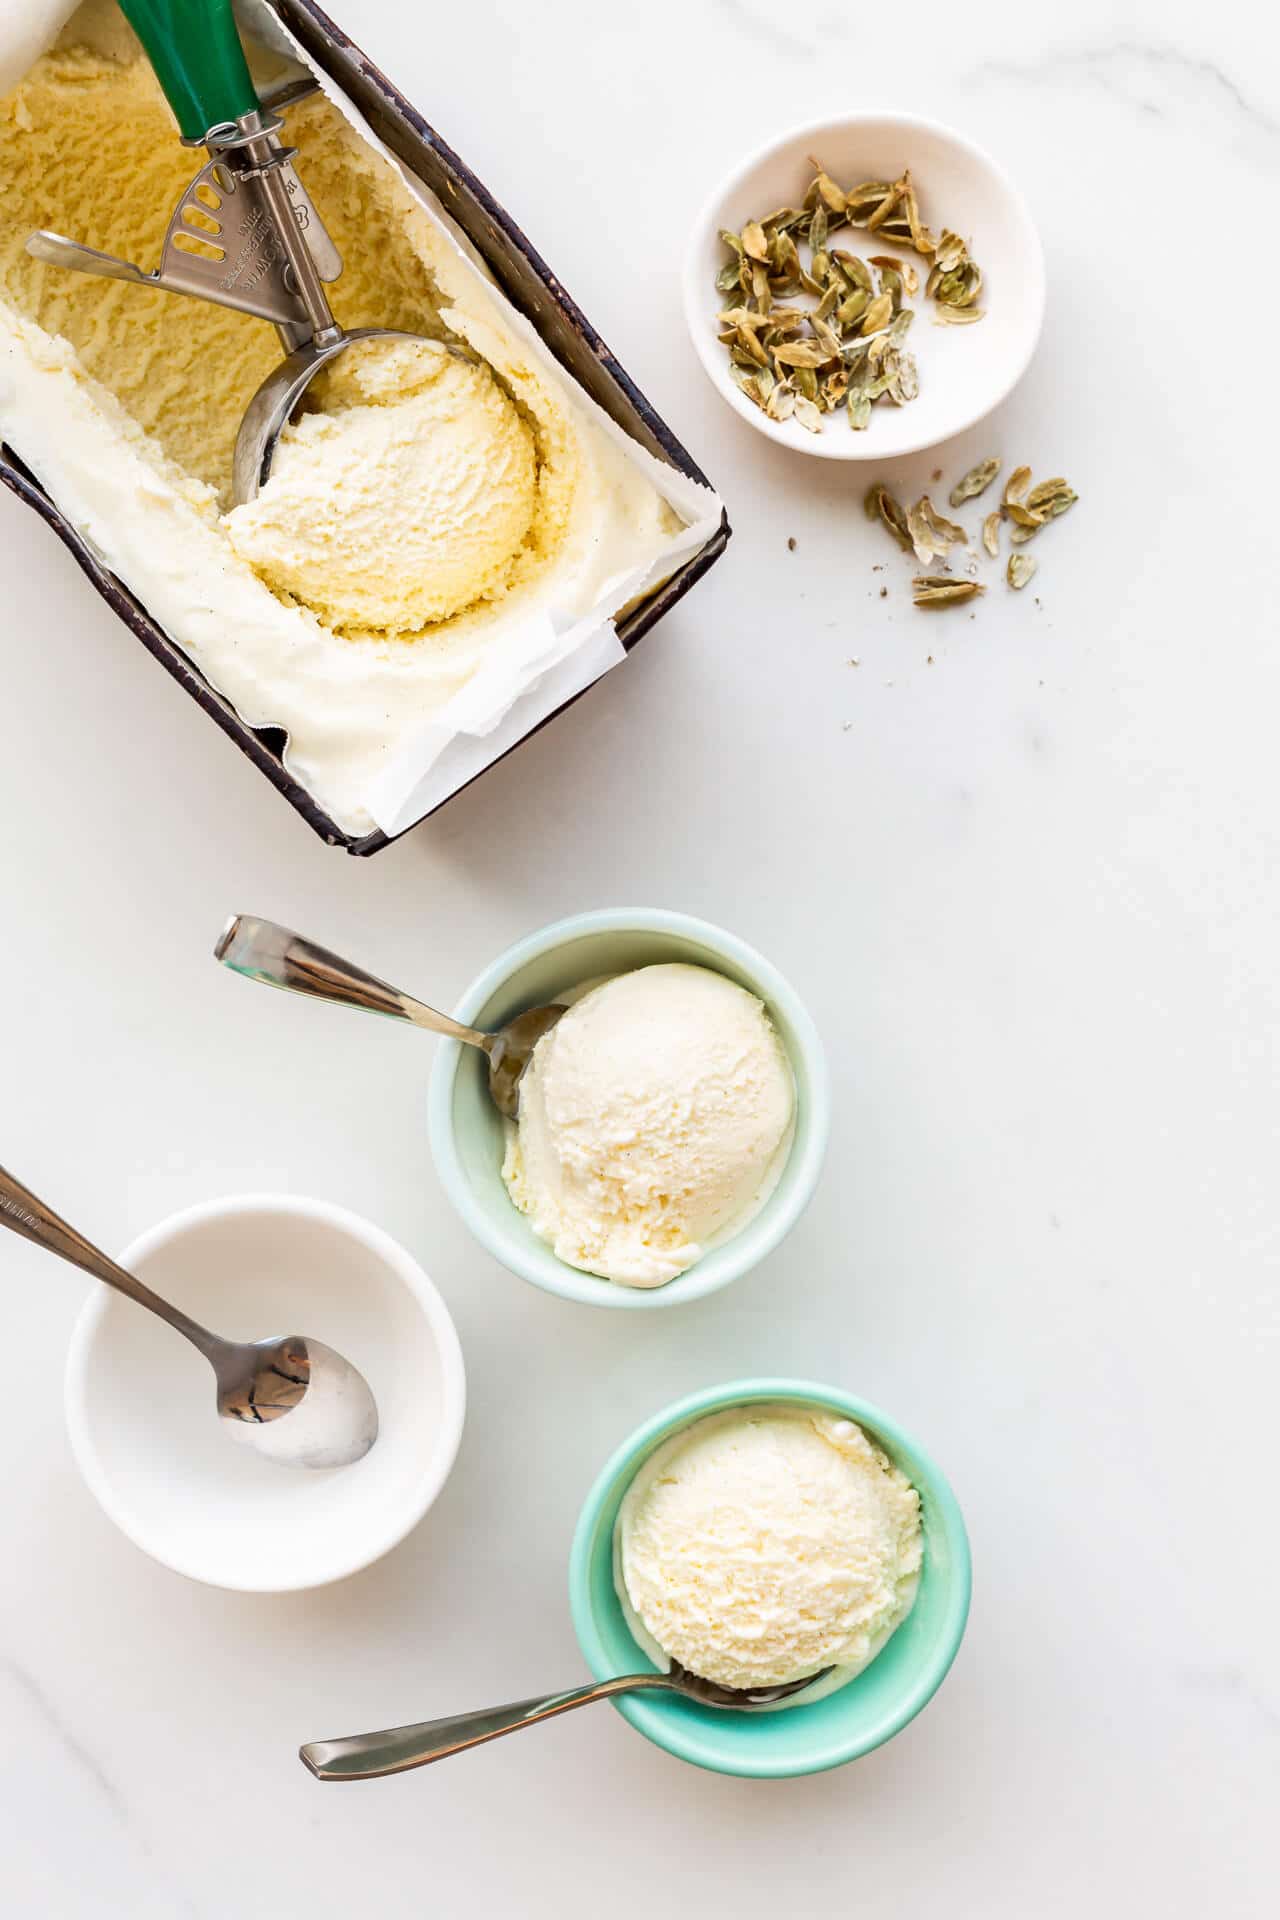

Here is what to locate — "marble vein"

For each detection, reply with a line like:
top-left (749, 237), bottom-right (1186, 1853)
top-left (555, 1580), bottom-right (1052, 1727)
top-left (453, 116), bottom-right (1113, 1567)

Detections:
top-left (1178, 1662), bottom-right (1280, 1737)
top-left (713, 0), bottom-right (824, 58)
top-left (3, 1657), bottom-right (130, 1821)
top-left (3, 1657), bottom-right (208, 1918)
top-left (969, 39), bottom-right (1280, 150)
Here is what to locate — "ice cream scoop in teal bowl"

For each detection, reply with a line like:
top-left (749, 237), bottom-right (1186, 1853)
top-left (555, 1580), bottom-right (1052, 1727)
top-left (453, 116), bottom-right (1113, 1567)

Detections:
top-left (427, 909), bottom-right (829, 1309)
top-left (569, 1379), bottom-right (971, 1777)
top-left (297, 1378), bottom-right (966, 1782)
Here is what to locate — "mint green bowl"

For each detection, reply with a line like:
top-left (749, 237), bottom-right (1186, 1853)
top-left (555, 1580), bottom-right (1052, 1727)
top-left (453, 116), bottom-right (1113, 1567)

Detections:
top-left (569, 1379), bottom-right (971, 1776)
top-left (427, 910), bottom-right (828, 1309)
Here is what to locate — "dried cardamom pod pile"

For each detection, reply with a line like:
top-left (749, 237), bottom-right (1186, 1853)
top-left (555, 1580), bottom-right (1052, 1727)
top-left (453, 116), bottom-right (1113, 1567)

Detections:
top-left (864, 460), bottom-right (1078, 608)
top-left (716, 163), bottom-right (983, 435)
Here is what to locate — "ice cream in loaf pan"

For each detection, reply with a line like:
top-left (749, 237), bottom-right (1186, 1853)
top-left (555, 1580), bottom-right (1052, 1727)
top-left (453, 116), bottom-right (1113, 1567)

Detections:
top-left (0, 1), bottom-right (689, 833)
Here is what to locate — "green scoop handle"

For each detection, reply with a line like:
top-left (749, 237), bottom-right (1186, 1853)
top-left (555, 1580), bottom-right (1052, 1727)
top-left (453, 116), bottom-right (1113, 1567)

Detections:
top-left (119, 0), bottom-right (260, 143)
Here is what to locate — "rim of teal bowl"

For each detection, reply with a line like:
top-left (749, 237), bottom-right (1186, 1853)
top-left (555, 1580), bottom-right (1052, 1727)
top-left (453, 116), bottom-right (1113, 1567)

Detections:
top-left (568, 1378), bottom-right (972, 1776)
top-left (426, 909), bottom-right (830, 1309)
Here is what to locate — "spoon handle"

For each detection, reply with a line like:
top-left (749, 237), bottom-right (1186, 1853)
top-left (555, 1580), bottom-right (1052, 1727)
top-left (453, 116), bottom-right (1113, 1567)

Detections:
top-left (215, 915), bottom-right (491, 1049)
top-left (300, 1674), bottom-right (671, 1780)
top-left (0, 1165), bottom-right (219, 1356)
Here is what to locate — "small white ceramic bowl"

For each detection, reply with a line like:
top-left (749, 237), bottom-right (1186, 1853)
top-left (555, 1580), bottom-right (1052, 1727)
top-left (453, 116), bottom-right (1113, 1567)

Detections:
top-left (684, 112), bottom-right (1045, 460)
top-left (64, 1196), bottom-right (465, 1592)
top-left (428, 909), bottom-right (829, 1310)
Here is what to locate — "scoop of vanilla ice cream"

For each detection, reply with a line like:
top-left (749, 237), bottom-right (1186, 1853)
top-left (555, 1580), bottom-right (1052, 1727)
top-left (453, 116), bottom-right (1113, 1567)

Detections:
top-left (616, 1406), bottom-right (922, 1698)
top-left (223, 336), bottom-right (536, 632)
top-left (501, 964), bottom-right (795, 1287)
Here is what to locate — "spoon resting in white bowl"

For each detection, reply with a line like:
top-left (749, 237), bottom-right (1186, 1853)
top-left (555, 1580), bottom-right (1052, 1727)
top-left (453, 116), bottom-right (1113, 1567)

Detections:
top-left (0, 1164), bottom-right (377, 1470)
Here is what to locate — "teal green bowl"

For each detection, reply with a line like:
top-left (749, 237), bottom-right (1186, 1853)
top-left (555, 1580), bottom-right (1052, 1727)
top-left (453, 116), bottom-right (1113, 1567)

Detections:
top-left (427, 910), bottom-right (828, 1309)
top-left (569, 1379), bottom-right (971, 1775)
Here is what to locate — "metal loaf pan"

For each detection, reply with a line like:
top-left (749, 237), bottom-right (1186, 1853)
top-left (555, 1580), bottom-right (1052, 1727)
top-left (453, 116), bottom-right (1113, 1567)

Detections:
top-left (0, 0), bottom-right (729, 855)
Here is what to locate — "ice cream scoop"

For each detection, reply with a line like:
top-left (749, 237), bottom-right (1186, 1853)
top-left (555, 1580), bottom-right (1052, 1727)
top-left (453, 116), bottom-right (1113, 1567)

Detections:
top-left (502, 964), bottom-right (795, 1286)
top-left (28, 0), bottom-right (469, 504)
top-left (0, 1165), bottom-right (377, 1470)
top-left (615, 1404), bottom-right (922, 1702)
top-left (224, 337), bottom-right (537, 631)
top-left (214, 916), bottom-right (565, 1118)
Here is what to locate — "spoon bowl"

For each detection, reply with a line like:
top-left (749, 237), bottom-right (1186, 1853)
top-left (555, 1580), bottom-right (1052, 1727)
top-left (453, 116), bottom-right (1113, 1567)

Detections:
top-left (0, 1165), bottom-right (377, 1470)
top-left (231, 327), bottom-right (477, 503)
top-left (217, 1334), bottom-right (379, 1470)
top-left (664, 1660), bottom-right (833, 1709)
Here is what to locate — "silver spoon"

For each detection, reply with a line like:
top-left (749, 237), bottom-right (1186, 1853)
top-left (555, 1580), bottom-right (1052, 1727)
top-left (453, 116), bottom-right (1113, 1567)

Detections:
top-left (0, 1166), bottom-right (377, 1470)
top-left (300, 1663), bottom-right (830, 1780)
top-left (214, 916), bottom-right (565, 1119)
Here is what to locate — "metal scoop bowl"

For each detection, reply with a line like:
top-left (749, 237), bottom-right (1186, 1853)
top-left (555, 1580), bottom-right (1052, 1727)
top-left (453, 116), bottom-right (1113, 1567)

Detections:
top-left (230, 324), bottom-right (436, 503)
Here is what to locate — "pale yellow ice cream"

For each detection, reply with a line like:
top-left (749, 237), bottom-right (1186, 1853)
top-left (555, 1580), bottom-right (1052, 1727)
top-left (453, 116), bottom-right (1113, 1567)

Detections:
top-left (0, 9), bottom-right (449, 504)
top-left (501, 964), bottom-right (795, 1288)
top-left (224, 338), bottom-right (538, 632)
top-left (615, 1405), bottom-right (922, 1701)
top-left (0, 3), bottom-right (687, 831)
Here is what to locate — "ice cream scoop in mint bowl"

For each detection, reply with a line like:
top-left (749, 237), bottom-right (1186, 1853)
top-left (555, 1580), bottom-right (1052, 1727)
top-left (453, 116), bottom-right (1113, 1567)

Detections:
top-left (426, 909), bottom-right (828, 1309)
top-left (569, 1380), bottom-right (971, 1777)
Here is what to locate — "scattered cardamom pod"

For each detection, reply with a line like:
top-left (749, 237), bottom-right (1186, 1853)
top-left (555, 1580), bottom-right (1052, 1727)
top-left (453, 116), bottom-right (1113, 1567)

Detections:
top-left (912, 576), bottom-right (986, 608)
top-left (1026, 478), bottom-right (1078, 521)
top-left (1002, 466), bottom-right (1033, 510)
top-left (865, 180), bottom-right (904, 232)
top-left (889, 352), bottom-right (919, 403)
top-left (907, 496), bottom-right (968, 566)
top-left (949, 458), bottom-right (1001, 507)
top-left (860, 291), bottom-right (894, 336)
top-left (866, 460), bottom-right (1080, 612)
top-left (835, 288), bottom-right (870, 329)
top-left (865, 482), bottom-right (913, 551)
top-left (773, 340), bottom-right (836, 369)
top-left (807, 158), bottom-right (847, 212)
top-left (1002, 468), bottom-right (1078, 543)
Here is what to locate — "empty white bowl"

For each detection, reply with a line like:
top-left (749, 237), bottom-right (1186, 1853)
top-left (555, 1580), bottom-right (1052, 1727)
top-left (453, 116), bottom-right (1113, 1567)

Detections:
top-left (684, 111), bottom-right (1045, 460)
top-left (64, 1196), bottom-right (465, 1592)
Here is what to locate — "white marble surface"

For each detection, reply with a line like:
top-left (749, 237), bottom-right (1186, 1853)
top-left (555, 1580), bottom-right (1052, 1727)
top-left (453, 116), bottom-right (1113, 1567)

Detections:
top-left (2, 0), bottom-right (1277, 1912)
